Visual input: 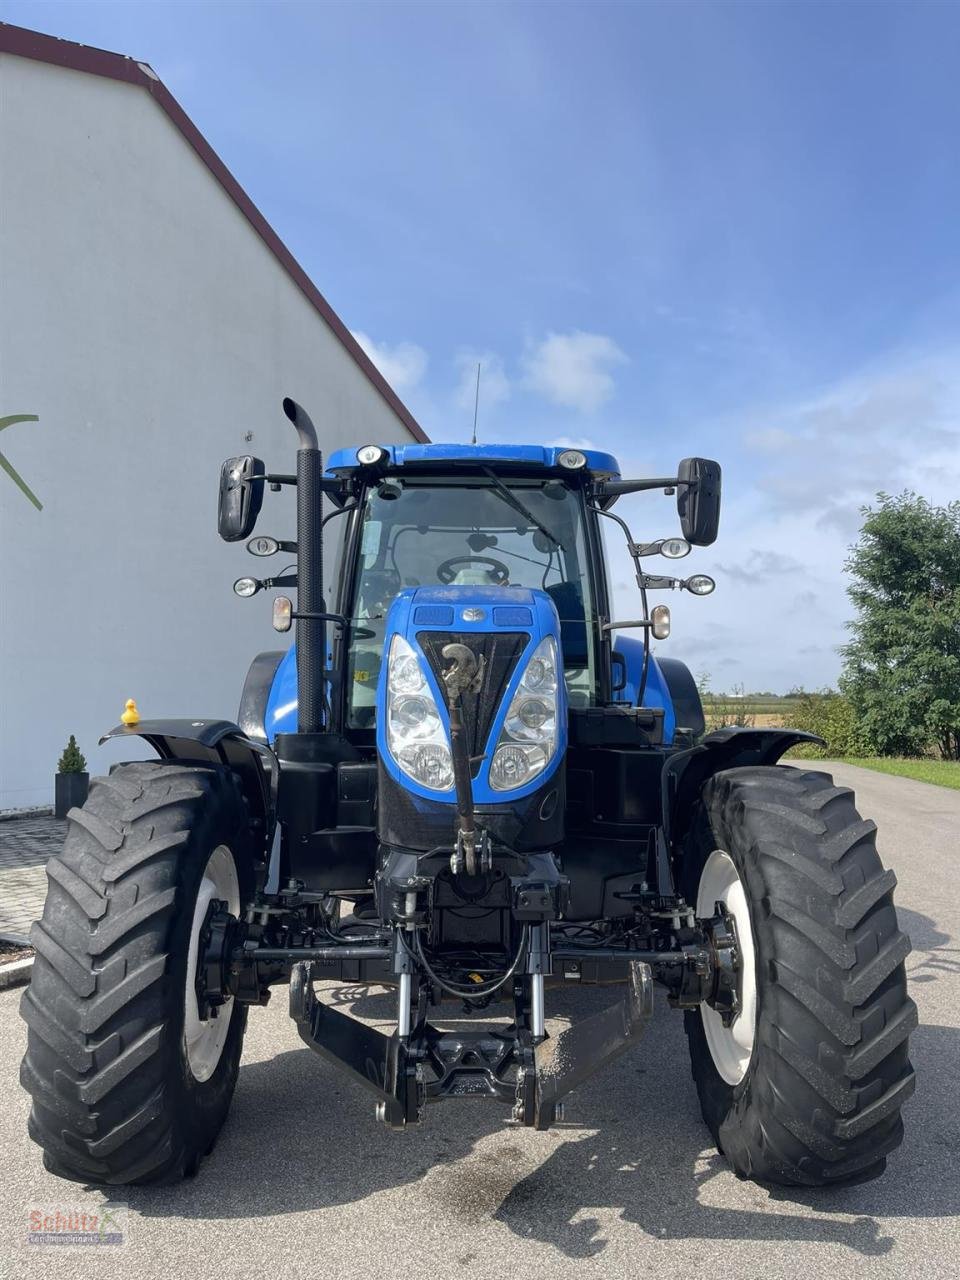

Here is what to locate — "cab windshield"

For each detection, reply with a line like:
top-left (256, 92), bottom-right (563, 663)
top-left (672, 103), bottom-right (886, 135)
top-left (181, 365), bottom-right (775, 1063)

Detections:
top-left (346, 476), bottom-right (596, 727)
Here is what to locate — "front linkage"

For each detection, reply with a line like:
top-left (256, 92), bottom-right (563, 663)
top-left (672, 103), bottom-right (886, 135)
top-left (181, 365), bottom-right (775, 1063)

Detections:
top-left (198, 859), bottom-right (743, 1130)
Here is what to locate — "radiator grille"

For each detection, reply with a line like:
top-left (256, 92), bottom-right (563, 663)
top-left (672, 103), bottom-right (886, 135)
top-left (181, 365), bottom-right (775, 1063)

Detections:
top-left (418, 631), bottom-right (527, 775)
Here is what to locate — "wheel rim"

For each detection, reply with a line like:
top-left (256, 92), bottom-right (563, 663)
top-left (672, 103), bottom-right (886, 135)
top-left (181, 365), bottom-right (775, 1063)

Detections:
top-left (183, 845), bottom-right (239, 1083)
top-left (697, 849), bottom-right (757, 1086)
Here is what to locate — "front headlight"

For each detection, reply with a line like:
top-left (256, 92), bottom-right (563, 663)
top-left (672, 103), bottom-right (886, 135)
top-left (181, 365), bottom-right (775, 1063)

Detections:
top-left (386, 635), bottom-right (453, 790)
top-left (490, 636), bottom-right (560, 791)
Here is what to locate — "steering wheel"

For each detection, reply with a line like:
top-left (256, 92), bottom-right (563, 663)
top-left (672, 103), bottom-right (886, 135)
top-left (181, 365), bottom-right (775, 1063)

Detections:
top-left (436, 555), bottom-right (510, 586)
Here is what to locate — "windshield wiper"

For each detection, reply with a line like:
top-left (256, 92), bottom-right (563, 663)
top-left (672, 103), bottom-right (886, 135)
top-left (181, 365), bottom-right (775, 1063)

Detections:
top-left (481, 468), bottom-right (562, 549)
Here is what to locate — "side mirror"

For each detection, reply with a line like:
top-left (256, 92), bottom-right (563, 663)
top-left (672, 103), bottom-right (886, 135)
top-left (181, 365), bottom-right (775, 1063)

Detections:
top-left (218, 455), bottom-right (265, 542)
top-left (677, 458), bottom-right (721, 546)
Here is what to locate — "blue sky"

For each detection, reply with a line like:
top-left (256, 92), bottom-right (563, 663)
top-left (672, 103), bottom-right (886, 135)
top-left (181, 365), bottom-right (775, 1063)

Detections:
top-left (6, 0), bottom-right (960, 690)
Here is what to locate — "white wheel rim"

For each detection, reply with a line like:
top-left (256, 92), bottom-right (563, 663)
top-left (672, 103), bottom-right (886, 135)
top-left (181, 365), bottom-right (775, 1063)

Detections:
top-left (697, 849), bottom-right (757, 1086)
top-left (183, 845), bottom-right (239, 1083)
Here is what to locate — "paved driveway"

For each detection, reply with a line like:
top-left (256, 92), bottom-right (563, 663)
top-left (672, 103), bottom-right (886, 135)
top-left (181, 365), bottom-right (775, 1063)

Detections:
top-left (1, 762), bottom-right (958, 1279)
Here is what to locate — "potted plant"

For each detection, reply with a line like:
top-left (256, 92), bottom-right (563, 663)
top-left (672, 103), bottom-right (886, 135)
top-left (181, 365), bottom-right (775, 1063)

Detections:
top-left (55, 735), bottom-right (89, 818)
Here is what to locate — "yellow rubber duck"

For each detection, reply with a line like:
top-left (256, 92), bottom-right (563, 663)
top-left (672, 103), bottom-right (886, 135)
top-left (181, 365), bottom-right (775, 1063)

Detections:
top-left (121, 698), bottom-right (140, 726)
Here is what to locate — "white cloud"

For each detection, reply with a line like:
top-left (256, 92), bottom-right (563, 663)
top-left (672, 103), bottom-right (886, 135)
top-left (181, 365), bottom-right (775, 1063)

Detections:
top-left (741, 351), bottom-right (960, 522)
top-left (522, 331), bottom-right (628, 413)
top-left (631, 346), bottom-right (960, 693)
top-left (454, 350), bottom-right (511, 413)
top-left (551, 434), bottom-right (601, 451)
top-left (351, 331), bottom-right (427, 394)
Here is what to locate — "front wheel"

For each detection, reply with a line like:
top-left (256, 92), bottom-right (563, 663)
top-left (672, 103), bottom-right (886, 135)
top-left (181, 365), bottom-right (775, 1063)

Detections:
top-left (682, 765), bottom-right (916, 1186)
top-left (21, 761), bottom-right (256, 1185)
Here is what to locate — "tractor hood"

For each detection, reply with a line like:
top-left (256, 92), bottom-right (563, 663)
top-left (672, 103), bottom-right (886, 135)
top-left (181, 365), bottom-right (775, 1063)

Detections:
top-left (376, 586), bottom-right (567, 807)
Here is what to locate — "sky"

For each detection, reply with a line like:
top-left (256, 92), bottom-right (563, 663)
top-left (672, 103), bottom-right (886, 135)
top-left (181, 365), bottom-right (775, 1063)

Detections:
top-left (5, 0), bottom-right (960, 691)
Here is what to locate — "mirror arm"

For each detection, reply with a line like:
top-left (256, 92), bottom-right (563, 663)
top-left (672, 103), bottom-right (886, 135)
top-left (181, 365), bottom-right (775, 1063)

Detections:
top-left (265, 472), bottom-right (346, 502)
top-left (601, 619), bottom-right (657, 632)
top-left (596, 476), bottom-right (685, 498)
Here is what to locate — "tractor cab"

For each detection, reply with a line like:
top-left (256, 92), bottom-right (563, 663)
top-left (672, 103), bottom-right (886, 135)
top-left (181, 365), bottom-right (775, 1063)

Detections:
top-left (334, 446), bottom-right (611, 729)
top-left (258, 440), bottom-right (720, 755)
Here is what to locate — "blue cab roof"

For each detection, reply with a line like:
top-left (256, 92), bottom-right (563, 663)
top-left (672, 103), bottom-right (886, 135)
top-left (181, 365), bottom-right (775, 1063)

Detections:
top-left (326, 441), bottom-right (621, 477)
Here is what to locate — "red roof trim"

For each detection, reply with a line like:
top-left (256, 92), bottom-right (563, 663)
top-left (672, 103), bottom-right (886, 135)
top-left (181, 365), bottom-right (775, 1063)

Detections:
top-left (0, 22), bottom-right (429, 444)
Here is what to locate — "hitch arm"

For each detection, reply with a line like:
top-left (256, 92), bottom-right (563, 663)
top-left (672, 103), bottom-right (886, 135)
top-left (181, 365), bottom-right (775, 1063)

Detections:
top-left (289, 963), bottom-right (421, 1128)
top-left (533, 961), bottom-right (653, 1128)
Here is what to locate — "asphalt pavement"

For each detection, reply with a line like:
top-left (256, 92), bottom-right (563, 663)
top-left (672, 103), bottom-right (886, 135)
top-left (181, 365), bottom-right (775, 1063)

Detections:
top-left (1, 762), bottom-right (958, 1280)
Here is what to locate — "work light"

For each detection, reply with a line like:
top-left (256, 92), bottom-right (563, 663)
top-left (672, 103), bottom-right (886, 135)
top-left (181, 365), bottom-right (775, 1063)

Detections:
top-left (558, 449), bottom-right (587, 470)
top-left (660, 538), bottom-right (691, 559)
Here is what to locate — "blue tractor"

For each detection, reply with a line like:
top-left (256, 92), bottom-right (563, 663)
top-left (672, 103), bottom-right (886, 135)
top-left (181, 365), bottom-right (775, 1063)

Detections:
top-left (22, 400), bottom-right (914, 1187)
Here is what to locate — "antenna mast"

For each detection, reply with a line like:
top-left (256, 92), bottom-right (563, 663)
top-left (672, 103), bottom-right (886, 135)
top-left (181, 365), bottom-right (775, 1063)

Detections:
top-left (471, 362), bottom-right (481, 445)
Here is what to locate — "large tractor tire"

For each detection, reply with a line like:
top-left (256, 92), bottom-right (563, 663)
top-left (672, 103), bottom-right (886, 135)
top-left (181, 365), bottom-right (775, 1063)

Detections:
top-left (21, 761), bottom-right (255, 1185)
top-left (682, 765), bottom-right (916, 1186)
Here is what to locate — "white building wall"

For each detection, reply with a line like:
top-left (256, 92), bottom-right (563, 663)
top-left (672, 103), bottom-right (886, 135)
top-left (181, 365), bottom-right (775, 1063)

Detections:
top-left (0, 53), bottom-right (419, 807)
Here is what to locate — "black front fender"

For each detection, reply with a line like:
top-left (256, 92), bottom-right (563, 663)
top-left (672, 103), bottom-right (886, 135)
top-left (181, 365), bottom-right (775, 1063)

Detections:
top-left (99, 719), bottom-right (275, 845)
top-left (662, 726), bottom-right (826, 853)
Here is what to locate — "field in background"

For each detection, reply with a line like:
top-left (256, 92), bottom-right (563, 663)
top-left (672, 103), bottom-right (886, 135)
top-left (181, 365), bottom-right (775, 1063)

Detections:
top-left (701, 695), bottom-right (798, 730)
top-left (839, 757), bottom-right (960, 791)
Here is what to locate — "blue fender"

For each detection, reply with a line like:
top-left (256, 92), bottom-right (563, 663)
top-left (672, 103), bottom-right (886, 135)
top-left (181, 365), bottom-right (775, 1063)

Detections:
top-left (612, 635), bottom-right (676, 745)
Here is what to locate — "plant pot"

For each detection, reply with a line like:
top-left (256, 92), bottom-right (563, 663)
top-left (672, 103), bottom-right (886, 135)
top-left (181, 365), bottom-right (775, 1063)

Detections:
top-left (55, 771), bottom-right (89, 819)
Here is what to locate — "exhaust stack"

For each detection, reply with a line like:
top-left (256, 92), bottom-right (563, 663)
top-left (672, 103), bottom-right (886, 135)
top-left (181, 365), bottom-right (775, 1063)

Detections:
top-left (283, 398), bottom-right (324, 734)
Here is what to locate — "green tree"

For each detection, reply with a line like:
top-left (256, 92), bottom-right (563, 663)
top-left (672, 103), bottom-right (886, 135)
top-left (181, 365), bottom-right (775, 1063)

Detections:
top-left (840, 493), bottom-right (960, 759)
top-left (57, 735), bottom-right (87, 774)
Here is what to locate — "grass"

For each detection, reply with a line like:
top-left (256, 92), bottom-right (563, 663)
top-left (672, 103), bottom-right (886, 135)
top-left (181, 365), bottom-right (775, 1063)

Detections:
top-left (841, 757), bottom-right (960, 790)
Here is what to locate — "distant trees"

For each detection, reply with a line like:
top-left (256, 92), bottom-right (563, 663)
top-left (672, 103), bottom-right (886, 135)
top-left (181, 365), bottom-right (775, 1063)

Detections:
top-left (785, 690), bottom-right (863, 758)
top-left (693, 496), bottom-right (960, 760)
top-left (841, 493), bottom-right (960, 760)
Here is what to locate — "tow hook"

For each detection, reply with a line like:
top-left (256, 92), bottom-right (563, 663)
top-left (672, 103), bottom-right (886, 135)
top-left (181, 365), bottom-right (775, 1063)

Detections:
top-left (441, 642), bottom-right (487, 876)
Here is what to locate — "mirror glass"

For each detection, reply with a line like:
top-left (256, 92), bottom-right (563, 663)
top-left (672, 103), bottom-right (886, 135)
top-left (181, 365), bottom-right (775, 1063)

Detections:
top-left (218, 455), bottom-right (265, 542)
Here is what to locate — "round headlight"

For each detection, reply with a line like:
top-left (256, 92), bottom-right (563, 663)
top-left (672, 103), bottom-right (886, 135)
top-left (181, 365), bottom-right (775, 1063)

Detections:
top-left (233, 577), bottom-right (260, 598)
top-left (490, 743), bottom-right (546, 790)
top-left (524, 654), bottom-right (557, 692)
top-left (517, 698), bottom-right (551, 729)
top-left (686, 574), bottom-right (716, 596)
top-left (660, 538), bottom-right (691, 559)
top-left (558, 449), bottom-right (587, 470)
top-left (357, 444), bottom-right (386, 466)
top-left (650, 603), bottom-right (671, 640)
top-left (393, 696), bottom-right (431, 729)
top-left (398, 743), bottom-right (454, 790)
top-left (390, 653), bottom-right (424, 694)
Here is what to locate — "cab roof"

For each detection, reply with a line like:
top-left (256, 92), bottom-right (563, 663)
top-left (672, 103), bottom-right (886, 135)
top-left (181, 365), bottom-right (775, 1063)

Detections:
top-left (326, 441), bottom-right (621, 477)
